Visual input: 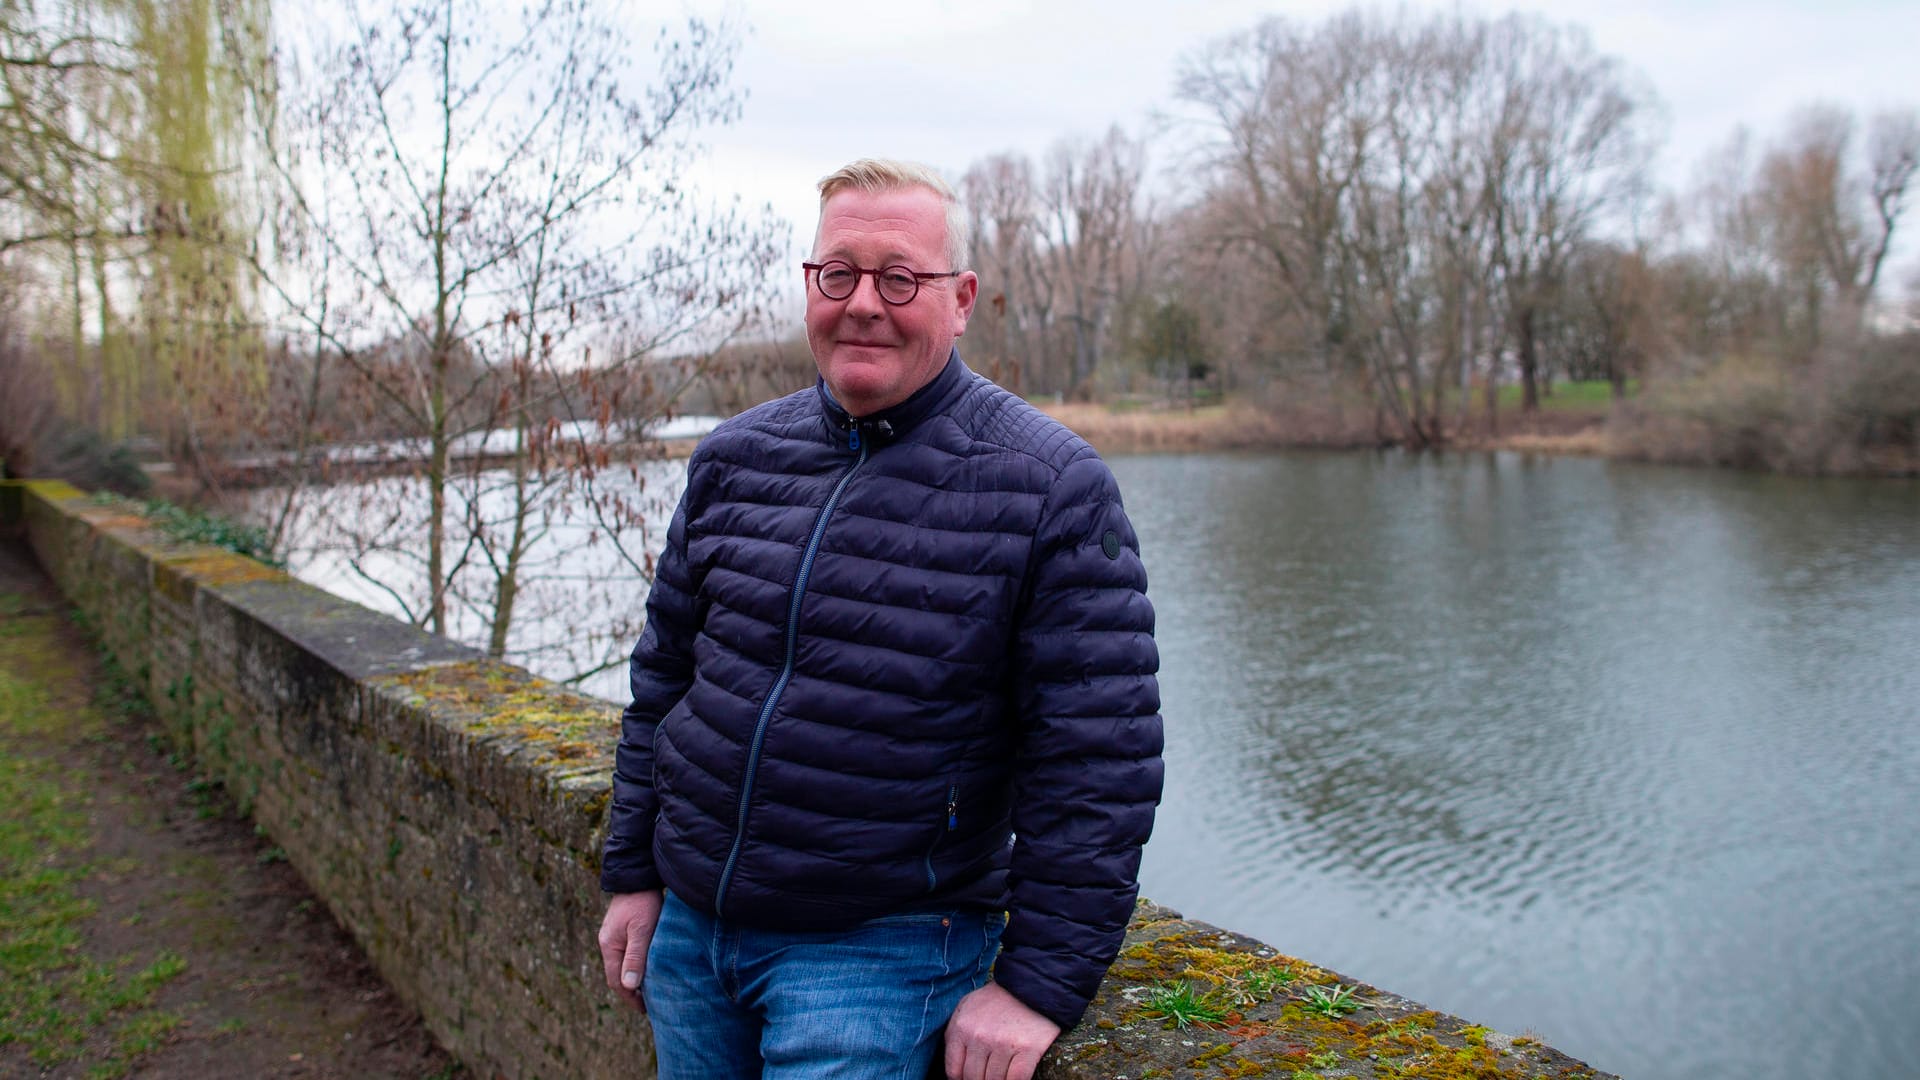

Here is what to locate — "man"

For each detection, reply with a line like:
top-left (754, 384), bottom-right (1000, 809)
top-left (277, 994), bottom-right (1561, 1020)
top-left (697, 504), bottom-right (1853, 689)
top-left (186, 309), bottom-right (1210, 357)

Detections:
top-left (597, 159), bottom-right (1161, 1080)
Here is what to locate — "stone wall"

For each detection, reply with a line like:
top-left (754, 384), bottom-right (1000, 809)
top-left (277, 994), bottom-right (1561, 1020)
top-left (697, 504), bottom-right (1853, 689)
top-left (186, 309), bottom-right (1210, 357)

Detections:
top-left (6, 481), bottom-right (640, 1078)
top-left (1, 479), bottom-right (1617, 1080)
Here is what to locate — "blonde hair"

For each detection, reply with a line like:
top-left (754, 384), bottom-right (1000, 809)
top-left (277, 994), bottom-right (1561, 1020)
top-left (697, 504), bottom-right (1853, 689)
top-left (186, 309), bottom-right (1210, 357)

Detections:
top-left (815, 158), bottom-right (972, 271)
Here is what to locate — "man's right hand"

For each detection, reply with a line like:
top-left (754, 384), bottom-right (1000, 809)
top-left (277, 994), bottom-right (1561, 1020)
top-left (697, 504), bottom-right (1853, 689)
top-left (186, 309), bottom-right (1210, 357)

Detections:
top-left (597, 889), bottom-right (664, 1011)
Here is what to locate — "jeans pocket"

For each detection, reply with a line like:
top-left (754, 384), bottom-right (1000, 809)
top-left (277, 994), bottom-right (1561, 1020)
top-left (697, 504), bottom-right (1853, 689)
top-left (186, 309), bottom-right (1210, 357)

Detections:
top-left (973, 910), bottom-right (1006, 982)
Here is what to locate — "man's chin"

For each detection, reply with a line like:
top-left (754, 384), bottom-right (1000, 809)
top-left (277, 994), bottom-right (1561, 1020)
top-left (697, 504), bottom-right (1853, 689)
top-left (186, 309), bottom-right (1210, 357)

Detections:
top-left (824, 368), bottom-right (893, 414)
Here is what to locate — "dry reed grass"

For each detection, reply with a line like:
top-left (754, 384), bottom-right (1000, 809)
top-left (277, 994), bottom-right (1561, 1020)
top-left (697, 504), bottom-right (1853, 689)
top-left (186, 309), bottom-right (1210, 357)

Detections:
top-left (1038, 401), bottom-right (1379, 455)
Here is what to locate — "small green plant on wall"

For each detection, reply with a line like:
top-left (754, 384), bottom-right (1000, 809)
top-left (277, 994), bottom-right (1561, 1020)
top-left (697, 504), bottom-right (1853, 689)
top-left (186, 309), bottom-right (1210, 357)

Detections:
top-left (1139, 980), bottom-right (1227, 1030)
top-left (1301, 982), bottom-right (1363, 1018)
top-left (86, 493), bottom-right (281, 566)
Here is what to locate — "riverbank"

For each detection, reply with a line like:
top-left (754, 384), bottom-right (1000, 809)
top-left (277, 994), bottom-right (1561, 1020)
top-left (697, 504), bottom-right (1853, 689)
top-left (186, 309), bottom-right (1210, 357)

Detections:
top-left (1039, 399), bottom-right (1611, 459)
top-left (0, 540), bottom-right (461, 1079)
top-left (1041, 397), bottom-right (1919, 475)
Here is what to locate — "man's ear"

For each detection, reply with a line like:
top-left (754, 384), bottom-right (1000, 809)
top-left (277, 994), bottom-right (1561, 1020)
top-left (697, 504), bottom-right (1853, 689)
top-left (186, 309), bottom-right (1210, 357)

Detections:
top-left (952, 271), bottom-right (979, 336)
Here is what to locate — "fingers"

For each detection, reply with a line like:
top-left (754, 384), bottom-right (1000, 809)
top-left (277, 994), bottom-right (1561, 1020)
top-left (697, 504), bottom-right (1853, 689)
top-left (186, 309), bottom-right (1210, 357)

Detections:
top-left (597, 921), bottom-right (625, 994)
top-left (597, 925), bottom-right (643, 1010)
top-left (942, 982), bottom-right (1059, 1080)
top-left (596, 893), bottom-right (660, 1012)
top-left (621, 919), bottom-right (653, 1008)
top-left (943, 1037), bottom-right (964, 1080)
top-left (948, 1034), bottom-right (1010, 1080)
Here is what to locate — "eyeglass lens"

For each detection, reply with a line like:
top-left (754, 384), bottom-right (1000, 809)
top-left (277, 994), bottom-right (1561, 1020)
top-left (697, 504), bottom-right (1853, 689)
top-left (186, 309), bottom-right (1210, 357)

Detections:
top-left (815, 262), bottom-right (923, 304)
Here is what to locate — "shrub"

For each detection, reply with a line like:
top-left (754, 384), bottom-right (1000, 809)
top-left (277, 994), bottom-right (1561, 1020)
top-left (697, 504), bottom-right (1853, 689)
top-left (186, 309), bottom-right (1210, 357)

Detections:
top-left (1611, 332), bottom-right (1920, 474)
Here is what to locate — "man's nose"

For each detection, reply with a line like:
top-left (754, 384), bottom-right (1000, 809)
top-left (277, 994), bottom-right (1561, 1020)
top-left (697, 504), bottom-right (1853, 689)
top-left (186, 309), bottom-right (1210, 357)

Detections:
top-left (844, 271), bottom-right (887, 316)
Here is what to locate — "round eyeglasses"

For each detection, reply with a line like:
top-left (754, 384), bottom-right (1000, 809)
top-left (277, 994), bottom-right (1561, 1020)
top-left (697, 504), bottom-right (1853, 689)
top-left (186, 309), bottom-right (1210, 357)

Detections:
top-left (803, 260), bottom-right (962, 305)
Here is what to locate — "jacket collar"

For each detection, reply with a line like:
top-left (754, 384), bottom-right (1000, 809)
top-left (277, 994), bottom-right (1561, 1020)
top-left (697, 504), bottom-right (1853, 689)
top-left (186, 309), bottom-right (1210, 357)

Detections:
top-left (816, 348), bottom-right (969, 451)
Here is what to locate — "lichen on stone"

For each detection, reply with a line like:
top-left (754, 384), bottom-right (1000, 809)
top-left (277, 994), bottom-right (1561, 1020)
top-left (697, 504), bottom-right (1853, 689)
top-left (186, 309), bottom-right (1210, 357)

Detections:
top-left (380, 661), bottom-right (617, 772)
top-left (1040, 907), bottom-right (1617, 1080)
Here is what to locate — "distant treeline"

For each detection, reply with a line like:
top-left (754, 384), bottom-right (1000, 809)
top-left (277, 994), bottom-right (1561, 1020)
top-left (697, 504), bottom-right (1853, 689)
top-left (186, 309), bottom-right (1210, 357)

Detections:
top-left (4, 3), bottom-right (1916, 499)
top-left (950, 10), bottom-right (1917, 471)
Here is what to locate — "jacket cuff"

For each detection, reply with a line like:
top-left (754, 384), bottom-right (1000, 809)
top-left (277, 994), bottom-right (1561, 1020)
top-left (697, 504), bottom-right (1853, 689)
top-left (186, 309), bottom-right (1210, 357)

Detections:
top-left (599, 866), bottom-right (664, 895)
top-left (992, 949), bottom-right (1093, 1033)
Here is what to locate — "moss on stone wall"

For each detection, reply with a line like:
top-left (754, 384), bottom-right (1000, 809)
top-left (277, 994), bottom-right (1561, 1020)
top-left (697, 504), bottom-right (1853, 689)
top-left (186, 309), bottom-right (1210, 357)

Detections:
top-left (1042, 901), bottom-right (1611, 1079)
top-left (381, 661), bottom-right (616, 772)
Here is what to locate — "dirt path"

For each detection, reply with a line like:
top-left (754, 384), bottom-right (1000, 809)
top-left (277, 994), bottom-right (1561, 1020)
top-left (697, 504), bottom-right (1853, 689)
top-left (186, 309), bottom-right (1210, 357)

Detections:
top-left (0, 540), bottom-right (463, 1080)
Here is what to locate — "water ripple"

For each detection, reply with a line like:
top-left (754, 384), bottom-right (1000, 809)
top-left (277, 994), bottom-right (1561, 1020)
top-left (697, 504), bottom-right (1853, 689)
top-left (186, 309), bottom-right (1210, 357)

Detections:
top-left (1121, 451), bottom-right (1920, 1079)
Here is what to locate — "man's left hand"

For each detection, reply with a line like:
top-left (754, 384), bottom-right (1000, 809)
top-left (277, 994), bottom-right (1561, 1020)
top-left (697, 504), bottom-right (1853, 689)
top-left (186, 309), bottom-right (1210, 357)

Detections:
top-left (943, 981), bottom-right (1061, 1080)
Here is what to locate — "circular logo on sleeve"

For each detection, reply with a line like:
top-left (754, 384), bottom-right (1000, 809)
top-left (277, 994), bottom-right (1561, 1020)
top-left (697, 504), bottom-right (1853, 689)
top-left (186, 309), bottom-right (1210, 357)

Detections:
top-left (1101, 531), bottom-right (1121, 560)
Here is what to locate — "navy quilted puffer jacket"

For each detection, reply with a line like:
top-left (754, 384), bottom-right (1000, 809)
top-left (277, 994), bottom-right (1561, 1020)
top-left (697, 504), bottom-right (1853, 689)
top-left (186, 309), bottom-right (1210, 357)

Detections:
top-left (601, 351), bottom-right (1162, 1031)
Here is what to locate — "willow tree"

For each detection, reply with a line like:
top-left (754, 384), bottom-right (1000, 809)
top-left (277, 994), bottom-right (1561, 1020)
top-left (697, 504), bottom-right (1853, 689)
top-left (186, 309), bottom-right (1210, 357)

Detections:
top-left (124, 0), bottom-right (272, 467)
top-left (0, 0), bottom-right (269, 462)
top-left (1, 0), bottom-right (144, 437)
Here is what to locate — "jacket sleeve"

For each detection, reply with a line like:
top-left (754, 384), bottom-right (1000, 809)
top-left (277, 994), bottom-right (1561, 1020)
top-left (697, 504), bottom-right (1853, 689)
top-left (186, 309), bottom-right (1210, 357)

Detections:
top-left (600, 454), bottom-right (708, 894)
top-left (995, 449), bottom-right (1164, 1032)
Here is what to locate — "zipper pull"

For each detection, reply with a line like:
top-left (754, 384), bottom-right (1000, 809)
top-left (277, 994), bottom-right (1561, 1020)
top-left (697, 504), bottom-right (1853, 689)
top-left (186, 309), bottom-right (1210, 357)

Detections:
top-left (947, 787), bottom-right (958, 831)
top-left (848, 425), bottom-right (861, 451)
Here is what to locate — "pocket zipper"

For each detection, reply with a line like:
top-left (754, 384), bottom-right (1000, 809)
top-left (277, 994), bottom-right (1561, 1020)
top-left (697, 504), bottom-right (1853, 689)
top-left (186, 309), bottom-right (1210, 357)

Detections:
top-left (925, 784), bottom-right (958, 892)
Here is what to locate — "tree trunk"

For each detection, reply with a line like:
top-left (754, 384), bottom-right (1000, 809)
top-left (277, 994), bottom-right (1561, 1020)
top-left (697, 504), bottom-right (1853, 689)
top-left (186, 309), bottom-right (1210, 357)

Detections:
top-left (427, 346), bottom-right (449, 637)
top-left (1483, 358), bottom-right (1501, 438)
top-left (1516, 307), bottom-right (1541, 412)
top-left (489, 368), bottom-right (534, 658)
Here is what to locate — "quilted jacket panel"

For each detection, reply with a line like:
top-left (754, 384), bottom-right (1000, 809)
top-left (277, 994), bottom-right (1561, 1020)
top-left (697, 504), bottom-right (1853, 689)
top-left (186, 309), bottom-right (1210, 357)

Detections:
top-left (602, 352), bottom-right (1162, 1031)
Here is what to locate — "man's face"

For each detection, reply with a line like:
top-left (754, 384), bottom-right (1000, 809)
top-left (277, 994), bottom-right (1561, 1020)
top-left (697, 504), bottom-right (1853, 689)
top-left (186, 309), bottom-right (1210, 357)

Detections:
top-left (805, 186), bottom-right (977, 418)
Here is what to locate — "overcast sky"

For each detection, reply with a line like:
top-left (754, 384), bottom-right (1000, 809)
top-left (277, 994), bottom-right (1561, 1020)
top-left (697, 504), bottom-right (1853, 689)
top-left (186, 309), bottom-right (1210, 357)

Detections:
top-left (660, 0), bottom-right (1919, 295)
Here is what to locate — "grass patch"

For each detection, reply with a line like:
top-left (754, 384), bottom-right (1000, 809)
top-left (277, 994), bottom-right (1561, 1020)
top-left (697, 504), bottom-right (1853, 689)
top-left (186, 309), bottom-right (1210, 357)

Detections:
top-left (1301, 982), bottom-right (1363, 1018)
top-left (0, 606), bottom-right (189, 1076)
top-left (1138, 980), bottom-right (1228, 1030)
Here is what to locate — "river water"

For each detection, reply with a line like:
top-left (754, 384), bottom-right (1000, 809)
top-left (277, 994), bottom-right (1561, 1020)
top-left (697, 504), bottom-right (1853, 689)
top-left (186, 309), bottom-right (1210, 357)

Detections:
top-left (268, 449), bottom-right (1920, 1077)
top-left (1118, 451), bottom-right (1920, 1079)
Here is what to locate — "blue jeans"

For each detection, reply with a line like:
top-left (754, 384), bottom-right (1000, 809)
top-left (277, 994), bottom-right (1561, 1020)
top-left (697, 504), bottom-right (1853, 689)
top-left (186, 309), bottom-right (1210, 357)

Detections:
top-left (643, 892), bottom-right (1005, 1080)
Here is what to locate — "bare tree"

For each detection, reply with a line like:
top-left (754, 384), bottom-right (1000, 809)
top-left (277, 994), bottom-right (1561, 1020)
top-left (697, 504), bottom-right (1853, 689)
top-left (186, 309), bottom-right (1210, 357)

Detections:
top-left (1555, 240), bottom-right (1661, 398)
top-left (252, 0), bottom-right (782, 680)
top-left (1672, 130), bottom-right (1780, 359)
top-left (1036, 127), bottom-right (1146, 399)
top-left (1171, 10), bottom-right (1652, 438)
top-left (1662, 105), bottom-right (1919, 371)
top-left (1174, 14), bottom-right (1371, 384)
top-left (1864, 111), bottom-right (1920, 301)
top-left (962, 152), bottom-right (1045, 392)
top-left (1481, 13), bottom-right (1652, 412)
top-left (1757, 106), bottom-right (1919, 340)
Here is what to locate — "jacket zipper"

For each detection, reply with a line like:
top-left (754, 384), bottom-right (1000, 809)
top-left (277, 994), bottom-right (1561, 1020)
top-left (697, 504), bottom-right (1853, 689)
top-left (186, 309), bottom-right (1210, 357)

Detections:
top-left (924, 783), bottom-right (958, 892)
top-left (714, 437), bottom-right (869, 916)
